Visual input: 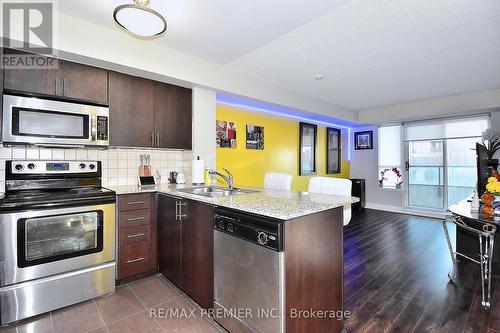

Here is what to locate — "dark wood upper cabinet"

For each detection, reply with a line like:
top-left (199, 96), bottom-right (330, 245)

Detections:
top-left (59, 60), bottom-right (108, 104)
top-left (181, 200), bottom-right (214, 309)
top-left (3, 49), bottom-right (108, 104)
top-left (2, 48), bottom-right (192, 149)
top-left (158, 195), bottom-right (183, 288)
top-left (154, 82), bottom-right (192, 149)
top-left (109, 71), bottom-right (155, 147)
top-left (4, 54), bottom-right (60, 96)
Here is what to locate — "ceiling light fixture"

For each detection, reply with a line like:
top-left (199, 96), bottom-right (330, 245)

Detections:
top-left (113, 0), bottom-right (167, 39)
top-left (314, 75), bottom-right (324, 81)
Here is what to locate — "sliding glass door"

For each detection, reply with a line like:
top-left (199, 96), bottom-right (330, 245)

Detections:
top-left (407, 140), bottom-right (445, 209)
top-left (446, 138), bottom-right (479, 206)
top-left (403, 115), bottom-right (488, 212)
top-left (406, 138), bottom-right (478, 210)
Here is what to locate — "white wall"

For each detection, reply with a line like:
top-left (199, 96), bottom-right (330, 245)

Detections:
top-left (358, 88), bottom-right (500, 124)
top-left (192, 87), bottom-right (216, 169)
top-left (351, 110), bottom-right (500, 215)
top-left (47, 13), bottom-right (356, 123)
top-left (350, 126), bottom-right (404, 212)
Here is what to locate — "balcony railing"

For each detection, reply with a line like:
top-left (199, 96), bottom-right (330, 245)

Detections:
top-left (408, 165), bottom-right (476, 208)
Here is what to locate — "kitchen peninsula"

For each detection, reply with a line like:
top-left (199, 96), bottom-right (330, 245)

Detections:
top-left (112, 184), bottom-right (358, 333)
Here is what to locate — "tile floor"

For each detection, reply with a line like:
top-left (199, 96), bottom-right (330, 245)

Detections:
top-left (0, 274), bottom-right (225, 333)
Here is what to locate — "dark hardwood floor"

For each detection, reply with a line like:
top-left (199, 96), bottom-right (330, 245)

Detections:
top-left (344, 209), bottom-right (500, 333)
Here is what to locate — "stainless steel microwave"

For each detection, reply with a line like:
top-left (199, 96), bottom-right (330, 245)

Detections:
top-left (2, 95), bottom-right (109, 148)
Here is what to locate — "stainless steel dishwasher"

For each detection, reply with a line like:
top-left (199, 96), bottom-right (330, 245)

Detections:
top-left (214, 208), bottom-right (285, 333)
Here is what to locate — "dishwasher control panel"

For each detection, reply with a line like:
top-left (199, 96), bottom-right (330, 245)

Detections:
top-left (214, 208), bottom-right (283, 252)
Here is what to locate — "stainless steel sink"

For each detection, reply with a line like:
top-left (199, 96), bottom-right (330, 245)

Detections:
top-left (177, 186), bottom-right (257, 198)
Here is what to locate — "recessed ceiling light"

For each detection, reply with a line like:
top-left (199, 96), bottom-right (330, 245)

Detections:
top-left (314, 75), bottom-right (324, 81)
top-left (113, 0), bottom-right (167, 39)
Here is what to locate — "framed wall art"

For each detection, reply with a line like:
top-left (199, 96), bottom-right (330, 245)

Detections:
top-left (354, 130), bottom-right (373, 150)
top-left (327, 127), bottom-right (341, 174)
top-left (246, 125), bottom-right (264, 150)
top-left (299, 122), bottom-right (317, 175)
top-left (216, 120), bottom-right (237, 148)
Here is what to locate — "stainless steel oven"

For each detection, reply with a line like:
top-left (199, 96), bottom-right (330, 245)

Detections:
top-left (0, 203), bottom-right (115, 325)
top-left (0, 160), bottom-right (116, 326)
top-left (2, 94), bottom-right (109, 148)
top-left (0, 204), bottom-right (115, 286)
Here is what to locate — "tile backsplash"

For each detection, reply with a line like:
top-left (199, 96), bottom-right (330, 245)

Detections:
top-left (0, 146), bottom-right (193, 192)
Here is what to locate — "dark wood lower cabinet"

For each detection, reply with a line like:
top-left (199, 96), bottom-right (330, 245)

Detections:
top-left (158, 195), bottom-right (214, 309)
top-left (181, 200), bottom-right (214, 309)
top-left (117, 193), bottom-right (157, 282)
top-left (158, 195), bottom-right (183, 288)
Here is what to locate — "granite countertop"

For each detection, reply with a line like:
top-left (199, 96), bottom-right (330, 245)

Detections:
top-left (107, 184), bottom-right (359, 220)
top-left (449, 199), bottom-right (500, 225)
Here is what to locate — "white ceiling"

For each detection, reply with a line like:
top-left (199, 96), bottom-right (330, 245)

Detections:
top-left (57, 0), bottom-right (500, 111)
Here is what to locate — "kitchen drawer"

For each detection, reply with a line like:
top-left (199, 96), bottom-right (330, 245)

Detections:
top-left (118, 242), bottom-right (150, 279)
top-left (119, 209), bottom-right (150, 228)
top-left (119, 225), bottom-right (150, 245)
top-left (118, 193), bottom-right (151, 211)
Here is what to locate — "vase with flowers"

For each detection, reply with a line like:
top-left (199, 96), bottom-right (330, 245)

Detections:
top-left (485, 175), bottom-right (500, 216)
top-left (480, 129), bottom-right (500, 169)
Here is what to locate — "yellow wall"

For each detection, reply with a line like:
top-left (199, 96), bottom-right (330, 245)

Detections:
top-left (216, 104), bottom-right (350, 192)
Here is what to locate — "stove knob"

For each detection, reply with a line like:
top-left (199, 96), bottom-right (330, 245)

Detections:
top-left (79, 163), bottom-right (86, 169)
top-left (15, 164), bottom-right (24, 171)
top-left (89, 164), bottom-right (96, 170)
top-left (27, 163), bottom-right (36, 170)
top-left (258, 232), bottom-right (268, 245)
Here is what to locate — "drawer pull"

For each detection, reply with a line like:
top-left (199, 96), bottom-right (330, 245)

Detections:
top-left (127, 216), bottom-right (145, 221)
top-left (127, 232), bottom-right (146, 239)
top-left (126, 201), bottom-right (145, 205)
top-left (126, 257), bottom-right (145, 264)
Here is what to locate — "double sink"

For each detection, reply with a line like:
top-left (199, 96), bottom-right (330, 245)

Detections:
top-left (177, 186), bottom-right (257, 198)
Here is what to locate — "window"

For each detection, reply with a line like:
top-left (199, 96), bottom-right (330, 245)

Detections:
top-left (404, 115), bottom-right (489, 209)
top-left (378, 125), bottom-right (402, 188)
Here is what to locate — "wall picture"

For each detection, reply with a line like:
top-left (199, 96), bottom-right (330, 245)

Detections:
top-left (327, 127), bottom-right (341, 174)
top-left (246, 125), bottom-right (264, 150)
top-left (299, 122), bottom-right (317, 175)
top-left (216, 120), bottom-right (237, 148)
top-left (354, 130), bottom-right (373, 150)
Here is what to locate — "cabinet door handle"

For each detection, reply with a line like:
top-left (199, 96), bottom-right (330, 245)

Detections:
top-left (127, 232), bottom-right (145, 238)
top-left (127, 216), bottom-right (145, 221)
top-left (178, 201), bottom-right (186, 220)
top-left (156, 132), bottom-right (160, 147)
top-left (175, 201), bottom-right (179, 221)
top-left (151, 132), bottom-right (155, 147)
top-left (126, 201), bottom-right (145, 205)
top-left (126, 257), bottom-right (145, 264)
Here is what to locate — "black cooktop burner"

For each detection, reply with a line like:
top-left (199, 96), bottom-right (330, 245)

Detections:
top-left (0, 187), bottom-right (115, 210)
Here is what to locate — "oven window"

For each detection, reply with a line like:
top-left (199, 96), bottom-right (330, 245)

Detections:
top-left (13, 107), bottom-right (89, 139)
top-left (18, 211), bottom-right (104, 267)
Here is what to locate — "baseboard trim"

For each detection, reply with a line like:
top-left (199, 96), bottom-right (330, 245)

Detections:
top-left (365, 203), bottom-right (447, 220)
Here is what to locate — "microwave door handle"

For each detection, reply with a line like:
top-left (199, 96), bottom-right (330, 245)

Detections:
top-left (91, 114), bottom-right (97, 141)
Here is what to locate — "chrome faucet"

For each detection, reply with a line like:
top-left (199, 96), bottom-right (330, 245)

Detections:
top-left (210, 168), bottom-right (234, 190)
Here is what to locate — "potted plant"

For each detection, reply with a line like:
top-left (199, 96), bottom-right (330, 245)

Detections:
top-left (481, 129), bottom-right (500, 168)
